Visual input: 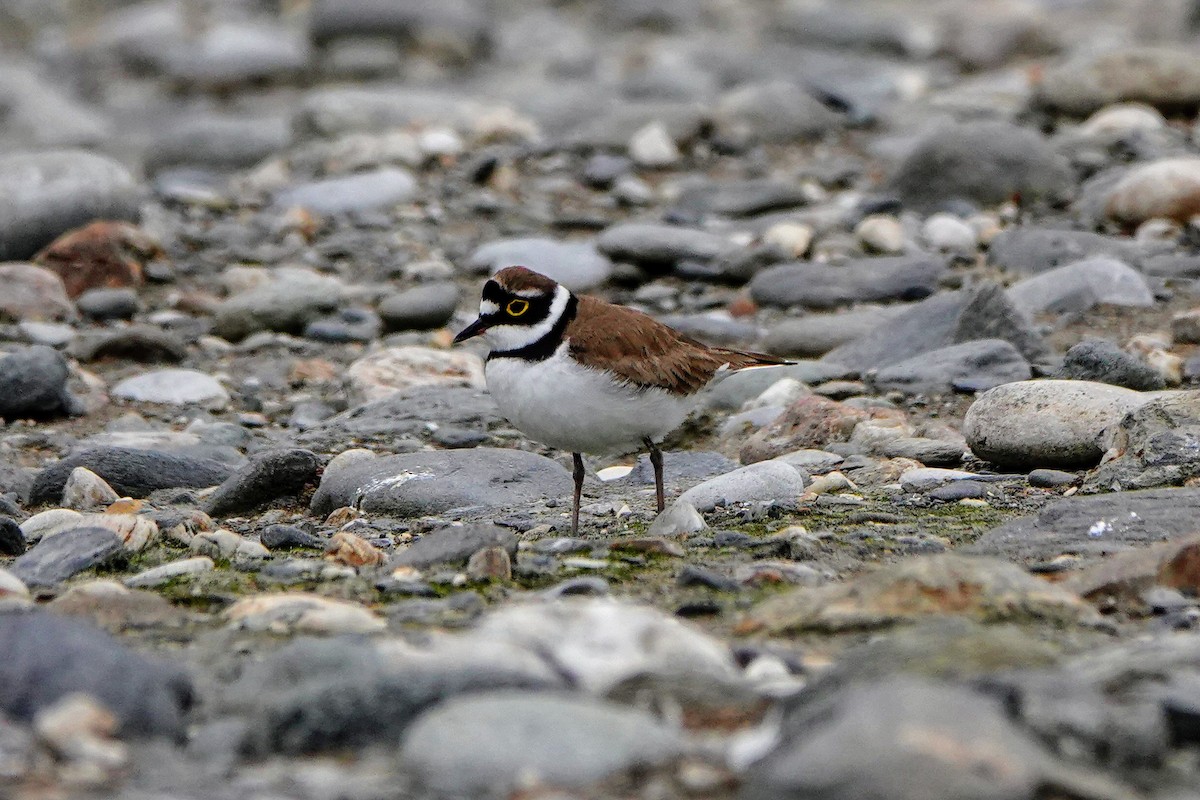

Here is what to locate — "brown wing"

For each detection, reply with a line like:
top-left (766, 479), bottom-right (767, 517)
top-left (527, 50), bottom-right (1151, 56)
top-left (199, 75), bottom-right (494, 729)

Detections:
top-left (566, 296), bottom-right (790, 396)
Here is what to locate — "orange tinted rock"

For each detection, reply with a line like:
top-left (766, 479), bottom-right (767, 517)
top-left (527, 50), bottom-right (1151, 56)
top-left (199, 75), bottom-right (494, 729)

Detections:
top-left (325, 531), bottom-right (386, 567)
top-left (34, 221), bottom-right (160, 298)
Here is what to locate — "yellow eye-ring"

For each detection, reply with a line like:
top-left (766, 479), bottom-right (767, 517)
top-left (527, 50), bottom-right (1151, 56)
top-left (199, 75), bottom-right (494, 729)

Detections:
top-left (506, 299), bottom-right (529, 317)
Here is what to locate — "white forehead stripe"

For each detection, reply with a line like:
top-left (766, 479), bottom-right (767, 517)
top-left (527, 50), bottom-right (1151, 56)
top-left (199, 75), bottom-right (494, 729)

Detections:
top-left (514, 288), bottom-right (546, 298)
top-left (479, 300), bottom-right (500, 315)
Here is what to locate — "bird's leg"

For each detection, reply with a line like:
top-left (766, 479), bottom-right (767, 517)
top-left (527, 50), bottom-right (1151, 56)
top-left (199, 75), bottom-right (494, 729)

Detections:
top-left (645, 437), bottom-right (665, 513)
top-left (572, 452), bottom-right (585, 536)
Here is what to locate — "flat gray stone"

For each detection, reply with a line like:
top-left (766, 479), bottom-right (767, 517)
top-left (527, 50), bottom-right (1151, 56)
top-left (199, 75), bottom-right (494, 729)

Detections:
top-left (390, 523), bottom-right (517, 569)
top-left (467, 238), bottom-right (612, 291)
top-left (871, 339), bottom-right (1031, 396)
top-left (10, 527), bottom-right (122, 587)
top-left (273, 167), bottom-right (417, 215)
top-left (400, 691), bottom-right (682, 794)
top-left (596, 223), bottom-right (733, 267)
top-left (29, 447), bottom-right (233, 504)
top-left (750, 255), bottom-right (946, 310)
top-left (310, 448), bottom-right (572, 516)
top-left (678, 460), bottom-right (807, 511)
top-left (1006, 257), bottom-right (1154, 317)
top-left (112, 369), bottom-right (230, 406)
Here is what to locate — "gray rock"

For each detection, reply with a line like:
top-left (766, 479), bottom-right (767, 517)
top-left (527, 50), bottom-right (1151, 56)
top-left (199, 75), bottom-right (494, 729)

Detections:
top-left (260, 525), bottom-right (324, 550)
top-left (391, 523), bottom-right (517, 570)
top-left (0, 518), bottom-right (25, 556)
top-left (29, 447), bottom-right (233, 505)
top-left (702, 362), bottom-right (852, 411)
top-left (231, 636), bottom-right (562, 755)
top-left (111, 369), bottom-right (230, 406)
top-left (762, 307), bottom-right (904, 358)
top-left (1027, 469), bottom-right (1078, 488)
top-left (0, 346), bottom-right (77, 420)
top-left (144, 114), bottom-right (291, 175)
top-left (163, 21), bottom-right (310, 88)
top-left (0, 611), bottom-right (190, 738)
top-left (870, 339), bottom-right (1031, 396)
top-left (304, 307), bottom-right (382, 344)
top-left (310, 448), bottom-right (572, 516)
top-left (988, 226), bottom-right (1144, 274)
top-left (1034, 46), bottom-right (1200, 116)
top-left (466, 238), bottom-right (612, 291)
top-left (273, 168), bottom-right (417, 215)
top-left (1058, 339), bottom-right (1165, 391)
top-left (0, 150), bottom-right (140, 261)
top-left (204, 449), bottom-right (323, 517)
top-left (294, 86), bottom-right (476, 138)
top-left (965, 487), bottom-right (1200, 565)
top-left (713, 80), bottom-right (846, 144)
top-left (678, 460), bottom-right (807, 511)
top-left (400, 691), bottom-right (682, 795)
top-left (10, 527), bottom-right (123, 587)
top-left (674, 179), bottom-right (810, 218)
top-left (379, 282), bottom-right (460, 332)
top-left (889, 121), bottom-right (1072, 213)
top-left (75, 287), bottom-right (139, 320)
top-left (70, 327), bottom-right (188, 363)
top-left (750, 255), bottom-right (946, 310)
top-left (744, 677), bottom-right (1058, 800)
top-left (596, 223), bottom-right (733, 268)
top-left (1087, 392), bottom-right (1200, 491)
top-left (624, 450), bottom-right (737, 487)
top-left (212, 275), bottom-right (343, 342)
top-left (824, 281), bottom-right (1045, 371)
top-left (297, 386), bottom-right (504, 451)
top-left (310, 0), bottom-right (491, 60)
top-left (963, 380), bottom-right (1150, 469)
top-left (1006, 257), bottom-right (1154, 317)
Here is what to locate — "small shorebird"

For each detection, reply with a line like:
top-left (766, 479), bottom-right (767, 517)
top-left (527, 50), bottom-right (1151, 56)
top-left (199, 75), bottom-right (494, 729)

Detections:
top-left (454, 266), bottom-right (788, 535)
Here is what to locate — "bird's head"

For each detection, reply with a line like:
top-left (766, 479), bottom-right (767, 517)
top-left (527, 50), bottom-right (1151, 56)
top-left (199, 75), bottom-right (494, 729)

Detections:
top-left (453, 266), bottom-right (572, 351)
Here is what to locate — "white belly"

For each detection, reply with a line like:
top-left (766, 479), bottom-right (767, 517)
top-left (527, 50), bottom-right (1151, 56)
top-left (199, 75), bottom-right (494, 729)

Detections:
top-left (484, 346), bottom-right (695, 454)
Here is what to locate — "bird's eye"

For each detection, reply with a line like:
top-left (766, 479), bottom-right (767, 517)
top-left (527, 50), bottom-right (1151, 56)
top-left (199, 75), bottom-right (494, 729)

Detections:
top-left (506, 299), bottom-right (529, 317)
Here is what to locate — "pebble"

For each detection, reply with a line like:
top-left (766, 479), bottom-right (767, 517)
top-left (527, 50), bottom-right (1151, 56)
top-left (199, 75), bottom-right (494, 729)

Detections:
top-left (1104, 158), bottom-right (1200, 226)
top-left (1057, 338), bottom-right (1165, 391)
top-left (596, 223), bottom-right (732, 268)
top-left (400, 691), bottom-right (682, 795)
top-left (10, 527), bottom-right (123, 587)
top-left (75, 287), bottom-right (139, 321)
top-left (854, 215), bottom-right (906, 254)
top-left (628, 121), bottom-right (680, 167)
top-left (346, 346), bottom-right (485, 403)
top-left (750, 255), bottom-right (945, 309)
top-left (870, 338), bottom-right (1031, 396)
top-left (678, 460), bottom-right (807, 512)
top-left (963, 380), bottom-right (1151, 468)
top-left (1036, 45), bottom-right (1200, 116)
top-left (29, 447), bottom-right (232, 505)
top-left (203, 448), bottom-right (323, 517)
top-left (0, 346), bottom-right (77, 420)
top-left (124, 556), bottom-right (215, 588)
top-left (648, 500), bottom-right (708, 537)
top-left (378, 282), bottom-right (460, 331)
top-left (1028, 469), bottom-right (1078, 488)
top-left (920, 212), bottom-right (977, 254)
top-left (0, 263), bottom-right (75, 321)
top-left (1006, 257), bottom-right (1154, 316)
top-left (212, 271), bottom-right (344, 342)
top-left (0, 518), bottom-right (25, 556)
top-left (111, 369), bottom-right (230, 407)
top-left (325, 531), bottom-right (387, 568)
top-left (311, 448), bottom-right (572, 517)
top-left (273, 167), bottom-right (416, 215)
top-left (224, 593), bottom-right (386, 634)
top-left (391, 524), bottom-right (517, 570)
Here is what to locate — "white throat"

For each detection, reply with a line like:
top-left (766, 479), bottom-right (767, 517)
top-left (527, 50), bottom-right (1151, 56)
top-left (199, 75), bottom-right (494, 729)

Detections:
top-left (485, 284), bottom-right (572, 353)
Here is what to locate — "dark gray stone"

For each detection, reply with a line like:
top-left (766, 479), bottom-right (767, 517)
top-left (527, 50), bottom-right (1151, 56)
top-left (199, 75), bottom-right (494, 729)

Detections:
top-left (230, 636), bottom-right (561, 755)
top-left (29, 447), bottom-right (233, 505)
top-left (310, 448), bottom-right (572, 516)
top-left (988, 226), bottom-right (1145, 274)
top-left (466, 238), bottom-right (612, 292)
top-left (10, 527), bottom-right (123, 587)
top-left (204, 449), bottom-right (323, 517)
top-left (0, 611), bottom-right (190, 738)
top-left (400, 691), bottom-right (682, 795)
top-left (379, 282), bottom-right (460, 332)
top-left (824, 282), bottom-right (1045, 371)
top-left (870, 339), bottom-right (1031, 396)
top-left (297, 386), bottom-right (504, 451)
top-left (1058, 338), bottom-right (1165, 391)
top-left (390, 523), bottom-right (517, 570)
top-left (750, 255), bottom-right (946, 310)
top-left (0, 517), bottom-right (25, 556)
top-left (623, 450), bottom-right (738, 487)
top-left (0, 150), bottom-right (140, 261)
top-left (1027, 469), bottom-right (1078, 488)
top-left (964, 487), bottom-right (1200, 565)
top-left (260, 524), bottom-right (324, 550)
top-left (745, 676), bottom-right (1057, 800)
top-left (0, 346), bottom-right (77, 420)
top-left (212, 277), bottom-right (343, 342)
top-left (304, 308), bottom-right (382, 344)
top-left (674, 179), bottom-right (810, 218)
top-left (75, 287), bottom-right (139, 320)
top-left (597, 223), bottom-right (734, 268)
top-left (889, 122), bottom-right (1073, 213)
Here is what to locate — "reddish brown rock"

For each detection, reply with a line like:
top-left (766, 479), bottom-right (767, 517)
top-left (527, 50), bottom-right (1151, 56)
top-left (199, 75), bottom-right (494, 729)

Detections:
top-left (1064, 533), bottom-right (1200, 611)
top-left (324, 531), bottom-right (386, 568)
top-left (34, 221), bottom-right (160, 299)
top-left (739, 396), bottom-right (875, 464)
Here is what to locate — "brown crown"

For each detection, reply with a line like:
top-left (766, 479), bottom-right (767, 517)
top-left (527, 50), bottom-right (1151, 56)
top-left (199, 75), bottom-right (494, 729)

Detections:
top-left (493, 265), bottom-right (559, 295)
